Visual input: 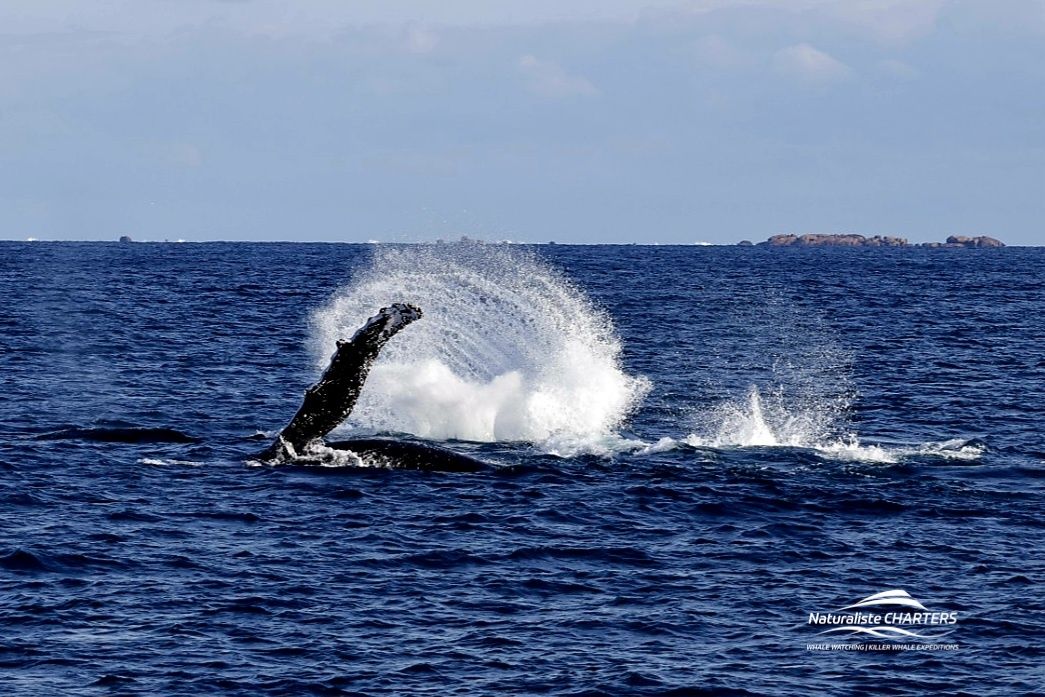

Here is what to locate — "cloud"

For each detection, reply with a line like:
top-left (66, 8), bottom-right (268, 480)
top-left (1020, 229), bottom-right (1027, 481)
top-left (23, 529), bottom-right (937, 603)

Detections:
top-left (517, 55), bottom-right (598, 97)
top-left (772, 43), bottom-right (853, 84)
top-left (404, 23), bottom-right (439, 53)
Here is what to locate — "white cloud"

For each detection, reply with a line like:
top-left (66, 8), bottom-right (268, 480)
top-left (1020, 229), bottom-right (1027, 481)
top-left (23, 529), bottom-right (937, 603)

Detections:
top-left (517, 55), bottom-right (598, 97)
top-left (772, 43), bottom-right (853, 84)
top-left (404, 24), bottom-right (439, 53)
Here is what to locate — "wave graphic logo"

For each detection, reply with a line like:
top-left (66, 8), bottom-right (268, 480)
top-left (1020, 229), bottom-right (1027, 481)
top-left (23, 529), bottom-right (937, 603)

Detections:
top-left (838, 589), bottom-right (929, 613)
top-left (806, 590), bottom-right (959, 649)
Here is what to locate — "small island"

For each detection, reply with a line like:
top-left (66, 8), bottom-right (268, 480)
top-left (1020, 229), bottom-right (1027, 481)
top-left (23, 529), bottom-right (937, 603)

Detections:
top-left (749, 234), bottom-right (1004, 248)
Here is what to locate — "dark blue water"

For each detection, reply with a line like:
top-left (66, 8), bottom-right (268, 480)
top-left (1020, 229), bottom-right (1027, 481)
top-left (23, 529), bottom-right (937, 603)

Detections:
top-left (1, 242), bottom-right (1043, 696)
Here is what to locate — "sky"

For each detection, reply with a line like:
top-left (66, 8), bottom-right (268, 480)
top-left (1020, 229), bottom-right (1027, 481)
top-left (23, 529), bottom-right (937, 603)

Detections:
top-left (1, 0), bottom-right (1043, 244)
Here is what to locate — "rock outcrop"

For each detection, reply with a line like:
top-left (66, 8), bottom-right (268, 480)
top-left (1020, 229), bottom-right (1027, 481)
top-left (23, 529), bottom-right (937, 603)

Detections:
top-left (940, 235), bottom-right (1005, 248)
top-left (762, 234), bottom-right (909, 247)
top-left (757, 234), bottom-right (1005, 248)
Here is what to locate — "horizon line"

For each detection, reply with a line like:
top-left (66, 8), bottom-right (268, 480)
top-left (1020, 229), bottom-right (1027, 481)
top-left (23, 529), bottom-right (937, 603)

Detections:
top-left (3, 238), bottom-right (1036, 247)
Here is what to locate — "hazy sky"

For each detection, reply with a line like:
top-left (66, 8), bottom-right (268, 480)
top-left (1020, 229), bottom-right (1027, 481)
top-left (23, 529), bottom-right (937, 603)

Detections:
top-left (2, 0), bottom-right (1043, 244)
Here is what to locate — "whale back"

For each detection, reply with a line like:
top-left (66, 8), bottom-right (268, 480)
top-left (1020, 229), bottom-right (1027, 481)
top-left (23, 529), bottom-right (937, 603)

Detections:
top-left (325, 439), bottom-right (487, 473)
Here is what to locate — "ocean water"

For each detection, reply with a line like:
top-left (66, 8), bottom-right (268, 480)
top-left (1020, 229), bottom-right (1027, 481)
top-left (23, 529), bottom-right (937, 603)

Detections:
top-left (1, 241), bottom-right (1042, 696)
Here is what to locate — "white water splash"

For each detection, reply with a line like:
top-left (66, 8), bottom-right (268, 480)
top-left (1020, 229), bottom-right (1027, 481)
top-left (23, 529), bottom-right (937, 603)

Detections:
top-left (139, 458), bottom-right (205, 467)
top-left (312, 244), bottom-right (650, 450)
top-left (821, 438), bottom-right (986, 464)
top-left (538, 433), bottom-right (681, 459)
top-left (687, 384), bottom-right (850, 449)
top-left (243, 440), bottom-right (389, 468)
top-left (685, 384), bottom-right (984, 464)
top-left (296, 441), bottom-right (369, 468)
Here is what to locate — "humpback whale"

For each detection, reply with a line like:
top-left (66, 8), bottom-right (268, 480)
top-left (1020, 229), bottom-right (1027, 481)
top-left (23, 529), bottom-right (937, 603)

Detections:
top-left (260, 303), bottom-right (486, 472)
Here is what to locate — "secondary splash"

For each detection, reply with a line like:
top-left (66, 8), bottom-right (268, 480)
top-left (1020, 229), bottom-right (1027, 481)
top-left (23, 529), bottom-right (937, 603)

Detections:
top-left (687, 384), bottom-right (850, 449)
top-left (685, 385), bottom-right (984, 464)
top-left (312, 244), bottom-right (650, 448)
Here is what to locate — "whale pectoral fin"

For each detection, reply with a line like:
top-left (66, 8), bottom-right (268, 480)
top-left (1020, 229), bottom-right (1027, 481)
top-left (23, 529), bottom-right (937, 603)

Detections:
top-left (262, 303), bottom-right (422, 461)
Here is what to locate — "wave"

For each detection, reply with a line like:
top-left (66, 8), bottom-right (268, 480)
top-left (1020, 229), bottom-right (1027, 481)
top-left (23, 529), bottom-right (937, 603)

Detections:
top-left (0, 548), bottom-right (126, 573)
top-left (312, 244), bottom-right (650, 451)
top-left (813, 438), bottom-right (985, 464)
top-left (139, 458), bottom-right (206, 467)
top-left (34, 426), bottom-right (200, 444)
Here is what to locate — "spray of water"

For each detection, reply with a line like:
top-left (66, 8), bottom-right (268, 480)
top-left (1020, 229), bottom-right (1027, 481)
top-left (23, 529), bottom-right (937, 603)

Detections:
top-left (686, 384), bottom-right (852, 449)
top-left (311, 244), bottom-right (650, 450)
top-left (685, 384), bottom-right (983, 464)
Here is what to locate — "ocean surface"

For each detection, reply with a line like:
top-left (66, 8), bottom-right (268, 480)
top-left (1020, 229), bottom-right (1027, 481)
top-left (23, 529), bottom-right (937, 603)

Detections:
top-left (1, 241), bottom-right (1043, 696)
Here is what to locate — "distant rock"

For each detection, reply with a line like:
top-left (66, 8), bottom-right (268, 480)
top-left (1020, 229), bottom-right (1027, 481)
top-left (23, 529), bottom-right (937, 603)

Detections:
top-left (737, 240), bottom-right (754, 246)
top-left (119, 235), bottom-right (134, 243)
top-left (865, 236), bottom-right (909, 247)
top-left (757, 233), bottom-right (1005, 248)
top-left (944, 235), bottom-right (1005, 248)
top-left (761, 233), bottom-right (908, 247)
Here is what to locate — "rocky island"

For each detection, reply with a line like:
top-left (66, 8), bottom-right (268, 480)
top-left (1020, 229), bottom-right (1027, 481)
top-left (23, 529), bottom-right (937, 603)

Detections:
top-left (749, 234), bottom-right (1005, 248)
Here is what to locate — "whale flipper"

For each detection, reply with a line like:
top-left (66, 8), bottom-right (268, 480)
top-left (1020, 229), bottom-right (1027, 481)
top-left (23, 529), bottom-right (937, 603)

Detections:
top-left (260, 303), bottom-right (422, 461)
